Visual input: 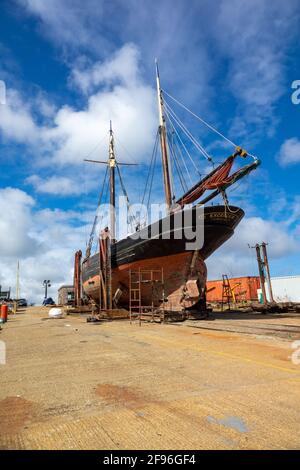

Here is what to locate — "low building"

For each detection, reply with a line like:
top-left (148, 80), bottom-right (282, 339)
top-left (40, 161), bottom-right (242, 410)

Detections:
top-left (0, 285), bottom-right (11, 301)
top-left (57, 285), bottom-right (75, 306)
top-left (268, 276), bottom-right (300, 303)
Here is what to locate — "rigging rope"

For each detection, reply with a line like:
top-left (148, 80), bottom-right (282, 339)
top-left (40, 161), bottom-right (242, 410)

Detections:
top-left (146, 136), bottom-right (159, 211)
top-left (164, 100), bottom-right (213, 162)
top-left (164, 107), bottom-right (201, 178)
top-left (141, 130), bottom-right (159, 207)
top-left (87, 166), bottom-right (108, 255)
top-left (162, 89), bottom-right (258, 160)
top-left (116, 163), bottom-right (136, 232)
top-left (165, 113), bottom-right (194, 187)
top-left (167, 128), bottom-right (188, 193)
top-left (83, 131), bottom-right (110, 160)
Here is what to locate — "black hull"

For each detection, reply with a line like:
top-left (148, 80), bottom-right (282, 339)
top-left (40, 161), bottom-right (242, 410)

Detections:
top-left (82, 205), bottom-right (244, 283)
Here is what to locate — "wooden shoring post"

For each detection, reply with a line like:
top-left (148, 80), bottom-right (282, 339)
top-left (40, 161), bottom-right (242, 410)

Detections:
top-left (139, 268), bottom-right (141, 327)
top-left (98, 237), bottom-right (102, 311)
top-left (129, 270), bottom-right (132, 324)
top-left (99, 227), bottom-right (112, 312)
top-left (151, 270), bottom-right (154, 323)
top-left (74, 250), bottom-right (82, 307)
top-left (162, 267), bottom-right (165, 323)
top-left (103, 237), bottom-right (107, 309)
top-left (106, 234), bottom-right (112, 310)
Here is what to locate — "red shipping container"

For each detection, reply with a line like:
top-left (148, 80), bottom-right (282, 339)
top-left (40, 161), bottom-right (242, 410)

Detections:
top-left (206, 276), bottom-right (260, 302)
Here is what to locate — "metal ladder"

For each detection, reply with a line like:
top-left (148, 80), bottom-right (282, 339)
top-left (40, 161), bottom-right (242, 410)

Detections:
top-left (221, 274), bottom-right (235, 311)
top-left (129, 269), bottom-right (164, 325)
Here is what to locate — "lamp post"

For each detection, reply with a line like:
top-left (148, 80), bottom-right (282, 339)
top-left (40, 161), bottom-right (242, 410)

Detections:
top-left (43, 280), bottom-right (51, 300)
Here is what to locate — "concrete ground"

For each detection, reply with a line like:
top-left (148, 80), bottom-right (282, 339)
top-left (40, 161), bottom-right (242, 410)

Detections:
top-left (0, 307), bottom-right (300, 450)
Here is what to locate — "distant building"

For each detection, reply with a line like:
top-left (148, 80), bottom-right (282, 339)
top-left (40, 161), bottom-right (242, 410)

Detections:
top-left (268, 276), bottom-right (300, 303)
top-left (0, 285), bottom-right (11, 301)
top-left (58, 285), bottom-right (74, 306)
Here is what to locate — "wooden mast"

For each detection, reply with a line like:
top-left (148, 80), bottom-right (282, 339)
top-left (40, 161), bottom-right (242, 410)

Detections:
top-left (155, 60), bottom-right (173, 211)
top-left (84, 122), bottom-right (139, 254)
top-left (108, 120), bottom-right (116, 242)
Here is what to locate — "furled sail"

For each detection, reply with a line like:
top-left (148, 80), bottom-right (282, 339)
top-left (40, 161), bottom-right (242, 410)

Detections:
top-left (176, 147), bottom-right (259, 208)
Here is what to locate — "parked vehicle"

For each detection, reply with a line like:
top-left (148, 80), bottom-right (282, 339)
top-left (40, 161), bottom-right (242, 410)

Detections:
top-left (43, 297), bottom-right (55, 306)
top-left (17, 298), bottom-right (28, 307)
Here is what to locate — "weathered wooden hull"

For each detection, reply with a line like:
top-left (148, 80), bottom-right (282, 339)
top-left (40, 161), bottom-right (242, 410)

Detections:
top-left (82, 205), bottom-right (244, 311)
top-left (83, 251), bottom-right (207, 310)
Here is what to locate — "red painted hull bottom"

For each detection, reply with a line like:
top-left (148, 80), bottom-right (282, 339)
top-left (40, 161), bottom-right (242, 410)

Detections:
top-left (83, 251), bottom-right (207, 311)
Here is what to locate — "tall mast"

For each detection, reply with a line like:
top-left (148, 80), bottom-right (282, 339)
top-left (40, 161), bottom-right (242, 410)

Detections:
top-left (109, 121), bottom-right (116, 242)
top-left (155, 60), bottom-right (173, 210)
top-left (84, 121), bottom-right (138, 253)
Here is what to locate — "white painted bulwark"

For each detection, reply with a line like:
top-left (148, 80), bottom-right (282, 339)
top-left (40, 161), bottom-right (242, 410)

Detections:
top-left (266, 276), bottom-right (300, 302)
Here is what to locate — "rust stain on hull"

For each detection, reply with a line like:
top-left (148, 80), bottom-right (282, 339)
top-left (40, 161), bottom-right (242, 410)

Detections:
top-left (83, 251), bottom-right (207, 310)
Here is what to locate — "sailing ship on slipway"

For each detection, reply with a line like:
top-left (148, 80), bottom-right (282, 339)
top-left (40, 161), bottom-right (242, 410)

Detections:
top-left (82, 63), bottom-right (260, 312)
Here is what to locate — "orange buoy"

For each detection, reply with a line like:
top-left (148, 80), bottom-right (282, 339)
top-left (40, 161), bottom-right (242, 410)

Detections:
top-left (1, 304), bottom-right (8, 322)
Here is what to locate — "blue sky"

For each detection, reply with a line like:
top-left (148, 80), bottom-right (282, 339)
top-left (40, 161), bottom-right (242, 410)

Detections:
top-left (0, 0), bottom-right (300, 302)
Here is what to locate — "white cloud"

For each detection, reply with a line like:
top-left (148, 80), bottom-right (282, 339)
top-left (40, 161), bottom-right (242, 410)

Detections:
top-left (15, 0), bottom-right (298, 153)
top-left (71, 43), bottom-right (141, 93)
top-left (207, 215), bottom-right (299, 279)
top-left (0, 187), bottom-right (39, 257)
top-left (278, 137), bottom-right (300, 166)
top-left (18, 0), bottom-right (105, 51)
top-left (48, 74), bottom-right (156, 165)
top-left (234, 217), bottom-right (298, 257)
top-left (1, 43), bottom-right (157, 167)
top-left (0, 187), bottom-right (90, 303)
top-left (26, 174), bottom-right (88, 196)
top-left (17, 0), bottom-right (213, 108)
top-left (0, 89), bottom-right (41, 143)
top-left (214, 0), bottom-right (298, 140)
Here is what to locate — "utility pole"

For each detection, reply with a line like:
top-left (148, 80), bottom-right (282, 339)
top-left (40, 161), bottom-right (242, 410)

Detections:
top-left (255, 244), bottom-right (267, 304)
top-left (249, 242), bottom-right (274, 304)
top-left (43, 280), bottom-right (51, 300)
top-left (261, 242), bottom-right (274, 302)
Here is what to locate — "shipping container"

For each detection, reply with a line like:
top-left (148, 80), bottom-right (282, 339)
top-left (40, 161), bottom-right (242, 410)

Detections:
top-left (206, 276), bottom-right (260, 303)
top-left (267, 276), bottom-right (300, 303)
